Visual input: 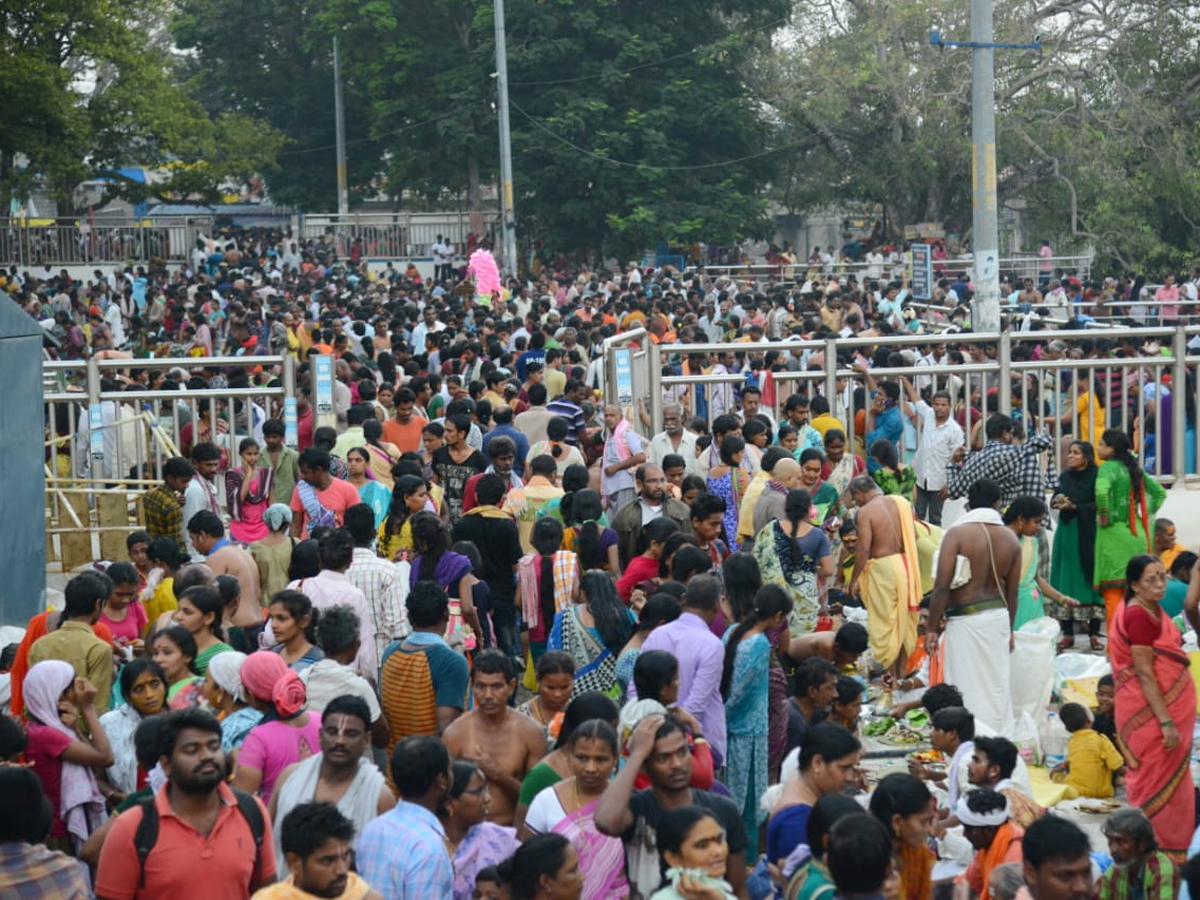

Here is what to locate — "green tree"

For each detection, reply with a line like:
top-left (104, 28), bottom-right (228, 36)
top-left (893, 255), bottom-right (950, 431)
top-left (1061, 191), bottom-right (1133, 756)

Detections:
top-left (503, 0), bottom-right (787, 260)
top-left (0, 0), bottom-right (282, 215)
top-left (172, 0), bottom-right (384, 210)
top-left (764, 0), bottom-right (1200, 270)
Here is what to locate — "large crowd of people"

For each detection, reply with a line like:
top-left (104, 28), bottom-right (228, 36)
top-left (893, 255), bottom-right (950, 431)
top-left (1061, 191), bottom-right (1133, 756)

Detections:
top-left (4, 236), bottom-right (1200, 899)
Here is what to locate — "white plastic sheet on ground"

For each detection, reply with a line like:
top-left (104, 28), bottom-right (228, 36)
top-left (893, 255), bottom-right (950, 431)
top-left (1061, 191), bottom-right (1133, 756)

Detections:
top-left (1011, 616), bottom-right (1061, 723)
top-left (1053, 652), bottom-right (1111, 697)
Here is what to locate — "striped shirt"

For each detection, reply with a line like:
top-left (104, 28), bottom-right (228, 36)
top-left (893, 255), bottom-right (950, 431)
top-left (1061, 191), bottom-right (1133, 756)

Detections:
top-left (379, 633), bottom-right (468, 763)
top-left (357, 802), bottom-right (453, 900)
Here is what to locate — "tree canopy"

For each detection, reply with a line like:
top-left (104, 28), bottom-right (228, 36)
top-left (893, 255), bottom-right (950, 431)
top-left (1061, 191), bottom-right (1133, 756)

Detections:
top-left (0, 0), bottom-right (283, 216)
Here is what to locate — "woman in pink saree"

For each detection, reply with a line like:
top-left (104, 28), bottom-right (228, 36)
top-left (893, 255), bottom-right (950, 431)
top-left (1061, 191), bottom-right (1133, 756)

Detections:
top-left (1110, 554), bottom-right (1197, 858)
top-left (519, 719), bottom-right (629, 898)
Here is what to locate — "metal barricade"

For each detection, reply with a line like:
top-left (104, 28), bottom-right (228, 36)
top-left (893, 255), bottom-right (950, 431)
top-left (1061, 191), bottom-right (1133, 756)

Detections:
top-left (43, 355), bottom-right (296, 569)
top-left (638, 327), bottom-right (1198, 486)
top-left (1, 217), bottom-right (209, 267)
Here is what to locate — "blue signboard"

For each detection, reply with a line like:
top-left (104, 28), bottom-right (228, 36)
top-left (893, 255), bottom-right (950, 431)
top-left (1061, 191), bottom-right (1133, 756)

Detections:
top-left (314, 355), bottom-right (335, 416)
top-left (284, 397), bottom-right (298, 448)
top-left (614, 349), bottom-right (634, 406)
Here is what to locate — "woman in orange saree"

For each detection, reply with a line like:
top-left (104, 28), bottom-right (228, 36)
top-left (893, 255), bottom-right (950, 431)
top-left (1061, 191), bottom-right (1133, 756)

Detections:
top-left (1109, 554), bottom-right (1196, 858)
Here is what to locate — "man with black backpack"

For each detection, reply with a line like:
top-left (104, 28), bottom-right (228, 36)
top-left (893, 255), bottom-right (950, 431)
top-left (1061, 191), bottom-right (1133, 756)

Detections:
top-left (95, 708), bottom-right (276, 900)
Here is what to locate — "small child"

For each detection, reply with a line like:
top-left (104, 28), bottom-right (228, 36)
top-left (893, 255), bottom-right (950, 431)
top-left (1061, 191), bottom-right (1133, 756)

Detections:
top-left (1092, 674), bottom-right (1115, 743)
top-left (1052, 701), bottom-right (1124, 798)
top-left (830, 674), bottom-right (863, 734)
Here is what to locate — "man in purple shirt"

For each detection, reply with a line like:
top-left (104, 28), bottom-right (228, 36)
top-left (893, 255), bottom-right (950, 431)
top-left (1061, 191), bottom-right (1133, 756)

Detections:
top-left (634, 573), bottom-right (727, 765)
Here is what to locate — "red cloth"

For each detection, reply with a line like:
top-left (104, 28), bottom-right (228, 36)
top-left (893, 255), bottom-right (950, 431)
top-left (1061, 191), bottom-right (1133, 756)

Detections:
top-left (1110, 599), bottom-right (1197, 855)
top-left (617, 555), bottom-right (660, 603)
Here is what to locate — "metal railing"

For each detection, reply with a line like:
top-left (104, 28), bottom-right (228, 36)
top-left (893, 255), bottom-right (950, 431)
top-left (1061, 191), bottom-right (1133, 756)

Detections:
top-left (2, 217), bottom-right (214, 268)
top-left (629, 326), bottom-right (1200, 486)
top-left (693, 253), bottom-right (1095, 284)
top-left (298, 211), bottom-right (501, 262)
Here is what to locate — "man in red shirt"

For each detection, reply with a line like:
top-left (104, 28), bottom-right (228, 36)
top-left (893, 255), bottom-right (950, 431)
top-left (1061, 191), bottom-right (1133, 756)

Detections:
top-left (381, 387), bottom-right (425, 453)
top-left (289, 448), bottom-right (363, 538)
top-left (95, 708), bottom-right (276, 900)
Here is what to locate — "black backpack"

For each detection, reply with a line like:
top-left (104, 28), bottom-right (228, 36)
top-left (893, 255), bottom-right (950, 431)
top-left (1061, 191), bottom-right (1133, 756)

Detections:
top-left (133, 789), bottom-right (265, 888)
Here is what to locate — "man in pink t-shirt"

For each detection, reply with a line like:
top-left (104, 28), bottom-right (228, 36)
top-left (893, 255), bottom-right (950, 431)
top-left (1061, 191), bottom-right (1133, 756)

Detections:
top-left (289, 448), bottom-right (363, 538)
top-left (1155, 274), bottom-right (1181, 321)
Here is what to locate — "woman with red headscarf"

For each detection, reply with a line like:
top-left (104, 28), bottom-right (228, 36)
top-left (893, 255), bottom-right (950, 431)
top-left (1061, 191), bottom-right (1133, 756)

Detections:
top-left (230, 650), bottom-right (320, 803)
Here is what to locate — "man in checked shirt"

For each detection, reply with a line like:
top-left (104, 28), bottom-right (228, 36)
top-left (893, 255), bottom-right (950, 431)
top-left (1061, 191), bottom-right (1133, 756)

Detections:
top-left (946, 413), bottom-right (1052, 510)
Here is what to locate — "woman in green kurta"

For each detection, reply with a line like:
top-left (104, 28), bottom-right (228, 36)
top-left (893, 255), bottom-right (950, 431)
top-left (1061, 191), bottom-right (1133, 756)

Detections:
top-left (1004, 496), bottom-right (1079, 631)
top-left (1095, 428), bottom-right (1167, 630)
top-left (1049, 440), bottom-right (1105, 650)
top-left (869, 439), bottom-right (917, 499)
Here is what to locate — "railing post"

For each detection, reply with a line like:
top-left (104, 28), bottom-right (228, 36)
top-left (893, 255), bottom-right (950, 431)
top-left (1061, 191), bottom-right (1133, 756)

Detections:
top-left (86, 357), bottom-right (101, 408)
top-left (1172, 325), bottom-right (1187, 485)
top-left (998, 330), bottom-right (1012, 417)
top-left (647, 340), bottom-right (662, 435)
top-left (824, 338), bottom-right (838, 409)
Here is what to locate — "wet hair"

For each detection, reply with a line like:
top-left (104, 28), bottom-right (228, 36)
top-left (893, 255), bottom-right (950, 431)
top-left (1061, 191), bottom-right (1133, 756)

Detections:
top-left (808, 794), bottom-right (866, 859)
top-left (1023, 815), bottom-right (1091, 868)
top-left (834, 622), bottom-right (868, 654)
top-left (1003, 495), bottom-right (1047, 524)
top-left (473, 648), bottom-right (516, 683)
top-left (794, 657), bottom-right (839, 700)
top-left (288, 539), bottom-right (321, 580)
top-left (1125, 553), bottom-right (1163, 600)
top-left (270, 589), bottom-right (319, 644)
top-left (833, 675), bottom-right (863, 710)
top-left (580, 571), bottom-right (634, 654)
top-left (680, 474), bottom-right (707, 499)
top-left (536, 650), bottom-right (576, 681)
top-left (390, 736), bottom-right (450, 799)
top-left (560, 692), bottom-right (620, 744)
top-left (1068, 440), bottom-right (1096, 468)
top-left (148, 537), bottom-right (190, 571)
top-left (107, 561), bottom-right (139, 587)
top-left (868, 772), bottom-right (933, 829)
top-left (973, 736), bottom-right (1019, 779)
top-left (279, 802), bottom-right (357, 861)
top-left (718, 434), bottom-right (745, 467)
top-left (151, 626), bottom-right (200, 676)
top-left (449, 760), bottom-right (485, 799)
top-left (799, 723), bottom-right (861, 771)
top-left (566, 718), bottom-right (619, 756)
top-left (1102, 428), bottom-right (1143, 494)
top-left (967, 478), bottom-right (1002, 510)
top-left (412, 512), bottom-right (451, 582)
top-left (721, 584), bottom-right (792, 698)
top-left (930, 706), bottom-right (975, 742)
top-left (498, 833), bottom-right (573, 898)
top-left (179, 585), bottom-right (225, 641)
top-left (827, 814), bottom-right (894, 895)
top-left (655, 806), bottom-right (722, 882)
top-left (633, 649), bottom-right (679, 702)
top-left (722, 552), bottom-right (762, 620)
top-left (119, 657), bottom-right (168, 705)
top-left (670, 545), bottom-right (713, 583)
top-left (63, 570), bottom-right (111, 618)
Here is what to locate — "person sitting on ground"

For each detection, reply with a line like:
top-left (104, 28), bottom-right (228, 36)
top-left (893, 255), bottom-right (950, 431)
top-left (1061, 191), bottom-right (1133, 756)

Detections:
top-left (785, 622), bottom-right (869, 671)
top-left (785, 657), bottom-right (839, 757)
top-left (955, 788), bottom-right (1024, 900)
top-left (1092, 673), bottom-right (1116, 743)
top-left (1097, 807), bottom-right (1180, 900)
top-left (967, 736), bottom-right (1045, 830)
top-left (767, 723), bottom-right (863, 869)
top-left (910, 706), bottom-right (975, 811)
top-left (829, 675), bottom-right (863, 735)
top-left (1050, 701), bottom-right (1124, 799)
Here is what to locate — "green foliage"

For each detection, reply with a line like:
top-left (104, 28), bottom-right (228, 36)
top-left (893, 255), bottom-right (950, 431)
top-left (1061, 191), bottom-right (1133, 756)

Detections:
top-left (765, 0), bottom-right (1200, 271)
top-left (0, 0), bottom-right (283, 213)
top-left (504, 0), bottom-right (785, 258)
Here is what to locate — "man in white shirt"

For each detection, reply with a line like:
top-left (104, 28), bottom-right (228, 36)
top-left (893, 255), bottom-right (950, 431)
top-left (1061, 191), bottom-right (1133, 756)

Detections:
top-left (647, 404), bottom-right (698, 473)
top-left (914, 343), bottom-right (948, 393)
top-left (431, 234), bottom-right (455, 281)
top-left (266, 528), bottom-right (378, 682)
top-left (182, 442), bottom-right (222, 562)
top-left (901, 378), bottom-right (964, 526)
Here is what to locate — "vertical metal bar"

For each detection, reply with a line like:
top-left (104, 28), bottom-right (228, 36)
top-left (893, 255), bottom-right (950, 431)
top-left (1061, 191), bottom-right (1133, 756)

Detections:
top-left (824, 338), bottom-right (838, 415)
top-left (647, 340), bottom-right (662, 436)
top-left (998, 331), bottom-right (1012, 417)
top-left (1172, 325), bottom-right (1187, 485)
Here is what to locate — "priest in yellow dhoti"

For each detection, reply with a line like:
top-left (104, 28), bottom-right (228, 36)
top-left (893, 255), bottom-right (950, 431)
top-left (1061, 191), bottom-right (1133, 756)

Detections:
top-left (847, 475), bottom-right (922, 675)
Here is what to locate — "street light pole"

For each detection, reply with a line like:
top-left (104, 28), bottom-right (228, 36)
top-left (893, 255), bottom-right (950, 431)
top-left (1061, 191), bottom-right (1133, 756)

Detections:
top-left (333, 36), bottom-right (349, 220)
top-left (969, 0), bottom-right (1000, 333)
top-left (493, 0), bottom-right (519, 275)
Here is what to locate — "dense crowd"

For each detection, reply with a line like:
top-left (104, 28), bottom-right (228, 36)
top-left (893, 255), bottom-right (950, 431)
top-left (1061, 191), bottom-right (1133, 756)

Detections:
top-left (4, 235), bottom-right (1200, 899)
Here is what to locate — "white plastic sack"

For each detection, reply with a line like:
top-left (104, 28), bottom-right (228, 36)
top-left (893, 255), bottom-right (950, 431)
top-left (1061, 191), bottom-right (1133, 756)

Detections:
top-left (1053, 652), bottom-right (1111, 696)
top-left (1011, 710), bottom-right (1042, 766)
top-left (1010, 617), bottom-right (1060, 721)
